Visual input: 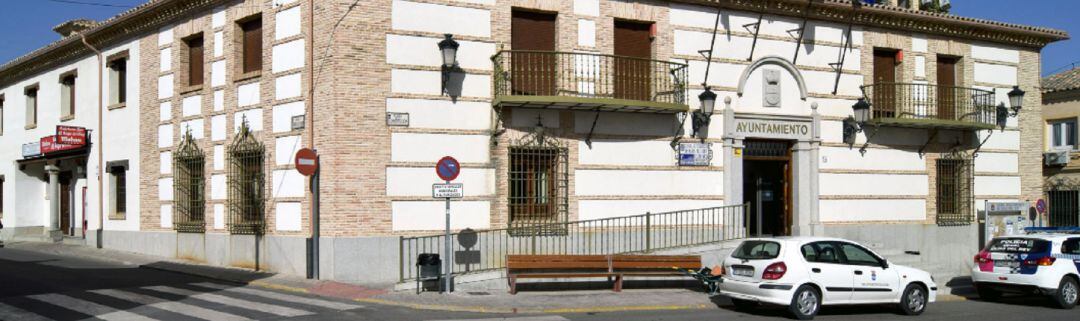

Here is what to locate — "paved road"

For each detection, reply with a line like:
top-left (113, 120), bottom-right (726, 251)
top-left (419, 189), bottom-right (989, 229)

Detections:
top-left (2, 245), bottom-right (1078, 320)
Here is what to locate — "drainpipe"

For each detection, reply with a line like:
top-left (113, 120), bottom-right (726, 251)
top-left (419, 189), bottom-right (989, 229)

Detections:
top-left (76, 31), bottom-right (104, 249)
top-left (307, 0), bottom-right (320, 279)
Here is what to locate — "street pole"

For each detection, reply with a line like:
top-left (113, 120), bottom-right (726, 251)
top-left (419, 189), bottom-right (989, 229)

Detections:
top-left (312, 162), bottom-right (320, 280)
top-left (444, 179), bottom-right (452, 293)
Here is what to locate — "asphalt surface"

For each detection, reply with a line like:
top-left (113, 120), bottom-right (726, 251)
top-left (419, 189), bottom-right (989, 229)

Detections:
top-left (1, 245), bottom-right (1078, 320)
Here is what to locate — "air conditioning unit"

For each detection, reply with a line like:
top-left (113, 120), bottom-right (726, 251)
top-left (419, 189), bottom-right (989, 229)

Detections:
top-left (1045, 150), bottom-right (1070, 166)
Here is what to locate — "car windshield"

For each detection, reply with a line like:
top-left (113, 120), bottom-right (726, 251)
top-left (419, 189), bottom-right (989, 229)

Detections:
top-left (732, 240), bottom-right (781, 260)
top-left (986, 238), bottom-right (1050, 254)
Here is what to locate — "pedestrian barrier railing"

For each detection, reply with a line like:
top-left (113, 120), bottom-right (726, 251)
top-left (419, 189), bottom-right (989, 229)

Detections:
top-left (399, 204), bottom-right (749, 282)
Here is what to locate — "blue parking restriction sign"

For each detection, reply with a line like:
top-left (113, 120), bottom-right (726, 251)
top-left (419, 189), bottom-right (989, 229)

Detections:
top-left (436, 156), bottom-right (461, 181)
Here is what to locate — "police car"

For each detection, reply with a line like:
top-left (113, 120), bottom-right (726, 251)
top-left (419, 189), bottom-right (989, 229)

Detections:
top-left (718, 237), bottom-right (937, 320)
top-left (971, 228), bottom-right (1080, 309)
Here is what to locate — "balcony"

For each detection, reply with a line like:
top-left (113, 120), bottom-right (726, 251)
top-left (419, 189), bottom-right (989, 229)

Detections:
top-left (491, 51), bottom-right (689, 114)
top-left (859, 83), bottom-right (998, 130)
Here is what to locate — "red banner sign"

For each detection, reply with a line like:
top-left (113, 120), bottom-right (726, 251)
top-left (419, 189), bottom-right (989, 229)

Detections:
top-left (56, 125), bottom-right (87, 145)
top-left (40, 135), bottom-right (84, 154)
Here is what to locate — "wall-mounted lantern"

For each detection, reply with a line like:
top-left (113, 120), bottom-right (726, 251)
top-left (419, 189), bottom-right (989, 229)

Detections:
top-left (844, 97), bottom-right (871, 147)
top-left (996, 85), bottom-right (1026, 130)
top-left (692, 87), bottom-right (717, 139)
top-left (438, 34), bottom-right (460, 96)
top-left (1007, 85), bottom-right (1025, 115)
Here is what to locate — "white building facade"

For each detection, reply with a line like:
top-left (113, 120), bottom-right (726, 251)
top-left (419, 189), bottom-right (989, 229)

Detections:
top-left (0, 0), bottom-right (1066, 286)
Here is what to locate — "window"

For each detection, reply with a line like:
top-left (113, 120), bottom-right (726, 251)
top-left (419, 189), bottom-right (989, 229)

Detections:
top-left (174, 132), bottom-right (206, 232)
top-left (936, 157), bottom-right (973, 225)
top-left (732, 241), bottom-right (782, 260)
top-left (185, 34), bottom-right (205, 87)
top-left (801, 242), bottom-right (842, 264)
top-left (105, 160), bottom-right (128, 219)
top-left (108, 54), bottom-right (128, 106)
top-left (239, 16), bottom-right (263, 75)
top-left (838, 242), bottom-right (883, 266)
top-left (509, 145), bottom-right (568, 226)
top-left (1, 95), bottom-right (5, 135)
top-left (25, 85), bottom-right (38, 127)
top-left (1062, 238), bottom-right (1080, 255)
top-left (60, 73), bottom-right (76, 119)
top-left (986, 238), bottom-right (1050, 253)
top-left (1051, 119), bottom-right (1077, 150)
top-left (227, 120), bottom-right (265, 234)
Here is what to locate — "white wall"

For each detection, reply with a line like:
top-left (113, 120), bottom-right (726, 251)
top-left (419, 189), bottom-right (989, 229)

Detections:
top-left (0, 38), bottom-right (141, 232)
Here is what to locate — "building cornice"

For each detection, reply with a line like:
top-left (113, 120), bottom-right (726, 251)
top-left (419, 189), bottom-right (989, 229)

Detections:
top-left (676, 0), bottom-right (1068, 49)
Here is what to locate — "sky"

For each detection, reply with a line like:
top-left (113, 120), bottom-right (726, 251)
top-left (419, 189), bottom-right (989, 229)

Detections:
top-left (0, 0), bottom-right (1077, 77)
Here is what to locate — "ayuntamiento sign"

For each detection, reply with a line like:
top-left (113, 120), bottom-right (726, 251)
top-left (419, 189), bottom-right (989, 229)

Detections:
top-left (734, 118), bottom-right (811, 140)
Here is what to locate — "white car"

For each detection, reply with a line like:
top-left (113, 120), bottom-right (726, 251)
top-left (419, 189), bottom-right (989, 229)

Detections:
top-left (718, 237), bottom-right (937, 320)
top-left (971, 233), bottom-right (1080, 308)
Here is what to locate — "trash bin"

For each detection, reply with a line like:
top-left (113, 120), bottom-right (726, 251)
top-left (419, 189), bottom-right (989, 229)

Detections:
top-left (416, 253), bottom-right (441, 294)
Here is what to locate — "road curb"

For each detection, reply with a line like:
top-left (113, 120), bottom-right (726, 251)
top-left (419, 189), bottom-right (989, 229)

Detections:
top-left (352, 297), bottom-right (712, 314)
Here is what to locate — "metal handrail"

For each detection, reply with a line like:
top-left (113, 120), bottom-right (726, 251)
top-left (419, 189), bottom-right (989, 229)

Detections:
top-left (491, 50), bottom-right (689, 106)
top-left (399, 204), bottom-right (748, 282)
top-left (860, 83), bottom-right (997, 127)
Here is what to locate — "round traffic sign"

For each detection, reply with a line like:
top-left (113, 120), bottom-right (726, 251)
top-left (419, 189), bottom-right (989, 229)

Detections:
top-left (1036, 199), bottom-right (1047, 214)
top-left (436, 156), bottom-right (460, 181)
top-left (295, 148), bottom-right (318, 176)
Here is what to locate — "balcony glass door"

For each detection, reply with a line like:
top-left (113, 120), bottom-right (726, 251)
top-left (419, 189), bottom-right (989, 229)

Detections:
top-left (511, 10), bottom-right (557, 96)
top-left (614, 20), bottom-right (652, 101)
top-left (873, 50), bottom-right (897, 118)
top-left (937, 56), bottom-right (959, 121)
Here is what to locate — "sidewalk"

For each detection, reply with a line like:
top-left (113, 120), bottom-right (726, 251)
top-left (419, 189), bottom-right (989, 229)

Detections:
top-left (2, 240), bottom-right (971, 314)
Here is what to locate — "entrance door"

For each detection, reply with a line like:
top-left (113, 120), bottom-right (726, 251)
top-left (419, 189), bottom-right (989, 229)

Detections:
top-left (873, 50), bottom-right (897, 118)
top-left (511, 10), bottom-right (557, 96)
top-left (936, 56), bottom-right (959, 121)
top-left (614, 20), bottom-right (653, 101)
top-left (743, 140), bottom-right (792, 236)
top-left (59, 173), bottom-right (72, 236)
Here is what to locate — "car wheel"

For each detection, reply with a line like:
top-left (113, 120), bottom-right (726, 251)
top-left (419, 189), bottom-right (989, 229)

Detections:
top-left (976, 284), bottom-right (1001, 301)
top-left (788, 285), bottom-right (820, 320)
top-left (898, 284), bottom-right (928, 316)
top-left (730, 298), bottom-right (758, 311)
top-left (1051, 277), bottom-right (1079, 309)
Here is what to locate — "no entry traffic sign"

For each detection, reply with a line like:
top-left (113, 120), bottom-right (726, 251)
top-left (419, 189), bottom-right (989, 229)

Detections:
top-left (295, 148), bottom-right (319, 176)
top-left (436, 156), bottom-right (460, 181)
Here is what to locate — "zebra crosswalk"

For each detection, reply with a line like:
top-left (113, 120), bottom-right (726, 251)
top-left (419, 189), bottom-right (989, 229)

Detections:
top-left (0, 282), bottom-right (364, 321)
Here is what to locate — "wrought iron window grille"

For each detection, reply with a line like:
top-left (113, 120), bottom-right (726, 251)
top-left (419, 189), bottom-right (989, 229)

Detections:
top-left (508, 127), bottom-right (569, 237)
top-left (936, 153), bottom-right (973, 226)
top-left (227, 119), bottom-right (266, 235)
top-left (174, 130), bottom-right (206, 233)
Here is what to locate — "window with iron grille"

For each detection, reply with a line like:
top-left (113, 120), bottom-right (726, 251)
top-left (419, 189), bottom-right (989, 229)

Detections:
top-left (174, 131), bottom-right (205, 233)
top-left (227, 121), bottom-right (265, 235)
top-left (508, 142), bottom-right (568, 235)
top-left (936, 157), bottom-right (973, 225)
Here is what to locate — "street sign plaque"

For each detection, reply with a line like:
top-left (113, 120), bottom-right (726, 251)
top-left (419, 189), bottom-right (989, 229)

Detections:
top-left (987, 201), bottom-right (1028, 213)
top-left (436, 156), bottom-right (461, 181)
top-left (295, 148), bottom-right (318, 176)
top-left (677, 142), bottom-right (712, 166)
top-left (432, 183), bottom-right (464, 198)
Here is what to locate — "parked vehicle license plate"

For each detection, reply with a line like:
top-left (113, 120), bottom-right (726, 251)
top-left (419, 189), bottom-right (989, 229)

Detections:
top-left (994, 260), bottom-right (1019, 268)
top-left (732, 267), bottom-right (754, 277)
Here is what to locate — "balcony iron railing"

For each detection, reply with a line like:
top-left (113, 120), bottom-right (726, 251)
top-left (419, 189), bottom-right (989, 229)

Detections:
top-left (492, 50), bottom-right (689, 113)
top-left (860, 83), bottom-right (997, 130)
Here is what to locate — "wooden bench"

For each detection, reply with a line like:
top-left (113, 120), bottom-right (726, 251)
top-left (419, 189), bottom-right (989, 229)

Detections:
top-left (506, 254), bottom-right (701, 294)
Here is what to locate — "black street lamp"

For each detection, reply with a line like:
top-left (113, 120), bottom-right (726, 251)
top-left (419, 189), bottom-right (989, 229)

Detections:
top-left (1007, 85), bottom-right (1025, 115)
top-left (438, 34), bottom-right (460, 95)
top-left (692, 87), bottom-right (717, 139)
top-left (852, 97), bottom-right (871, 125)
